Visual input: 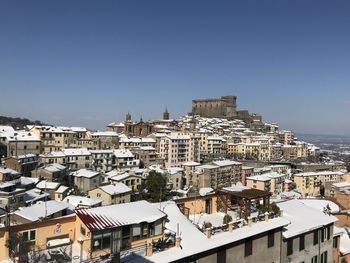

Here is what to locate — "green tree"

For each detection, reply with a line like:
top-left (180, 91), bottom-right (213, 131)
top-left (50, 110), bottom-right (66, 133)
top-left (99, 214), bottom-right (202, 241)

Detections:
top-left (146, 171), bottom-right (167, 202)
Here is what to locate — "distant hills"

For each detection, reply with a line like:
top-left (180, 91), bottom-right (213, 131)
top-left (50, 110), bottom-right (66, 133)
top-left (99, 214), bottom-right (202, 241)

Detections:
top-left (0, 116), bottom-right (48, 130)
top-left (297, 133), bottom-right (350, 145)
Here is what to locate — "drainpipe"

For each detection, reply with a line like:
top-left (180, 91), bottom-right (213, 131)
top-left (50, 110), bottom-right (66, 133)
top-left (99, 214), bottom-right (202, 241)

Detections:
top-left (77, 238), bottom-right (84, 262)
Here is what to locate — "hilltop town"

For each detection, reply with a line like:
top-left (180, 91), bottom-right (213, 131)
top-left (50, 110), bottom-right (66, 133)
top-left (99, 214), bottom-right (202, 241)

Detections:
top-left (0, 96), bottom-right (349, 263)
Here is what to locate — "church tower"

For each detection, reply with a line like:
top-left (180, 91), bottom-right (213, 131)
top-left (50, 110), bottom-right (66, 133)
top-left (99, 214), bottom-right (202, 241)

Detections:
top-left (163, 107), bottom-right (170, 120)
top-left (125, 112), bottom-right (132, 124)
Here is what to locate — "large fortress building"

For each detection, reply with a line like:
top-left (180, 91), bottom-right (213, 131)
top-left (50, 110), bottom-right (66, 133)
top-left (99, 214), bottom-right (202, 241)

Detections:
top-left (192, 96), bottom-right (237, 119)
top-left (191, 95), bottom-right (263, 129)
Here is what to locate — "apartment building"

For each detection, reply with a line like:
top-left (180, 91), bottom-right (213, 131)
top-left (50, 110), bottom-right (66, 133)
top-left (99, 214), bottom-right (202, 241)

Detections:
top-left (207, 135), bottom-right (226, 155)
top-left (31, 163), bottom-right (67, 182)
top-left (0, 126), bottom-right (41, 157)
top-left (114, 149), bottom-right (140, 170)
top-left (278, 200), bottom-right (337, 263)
top-left (0, 204), bottom-right (76, 261)
top-left (29, 125), bottom-right (77, 153)
top-left (246, 175), bottom-right (271, 192)
top-left (106, 170), bottom-right (143, 191)
top-left (5, 154), bottom-right (39, 177)
top-left (279, 130), bottom-right (295, 145)
top-left (132, 146), bottom-right (164, 167)
top-left (159, 134), bottom-right (200, 168)
top-left (75, 200), bottom-right (166, 259)
top-left (90, 131), bottom-right (119, 150)
top-left (246, 172), bottom-right (287, 195)
top-left (196, 160), bottom-right (242, 189)
top-left (119, 136), bottom-right (156, 149)
top-left (141, 201), bottom-right (288, 263)
top-left (90, 150), bottom-right (115, 173)
top-left (227, 142), bottom-right (246, 159)
top-left (71, 169), bottom-right (103, 193)
top-left (294, 171), bottom-right (345, 197)
top-left (88, 183), bottom-right (132, 205)
top-left (62, 148), bottom-right (91, 170)
top-left (0, 180), bottom-right (26, 210)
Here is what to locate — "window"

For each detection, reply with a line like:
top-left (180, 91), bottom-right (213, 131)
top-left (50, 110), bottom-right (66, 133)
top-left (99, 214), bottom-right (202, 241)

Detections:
top-left (311, 255), bottom-right (318, 263)
top-left (320, 251), bottom-right (328, 263)
top-left (92, 231), bottom-right (111, 251)
top-left (245, 238), bottom-right (253, 257)
top-left (321, 228), bottom-right (325, 242)
top-left (150, 219), bottom-right (163, 236)
top-left (327, 225), bottom-right (331, 240)
top-left (97, 193), bottom-right (101, 197)
top-left (80, 225), bottom-right (86, 236)
top-left (313, 230), bottom-right (319, 245)
top-left (287, 239), bottom-right (293, 256)
top-left (122, 226), bottom-right (131, 249)
top-left (333, 237), bottom-right (338, 248)
top-left (299, 234), bottom-right (305, 251)
top-left (268, 231), bottom-right (274, 248)
top-left (132, 224), bottom-right (141, 241)
top-left (22, 230), bottom-right (36, 242)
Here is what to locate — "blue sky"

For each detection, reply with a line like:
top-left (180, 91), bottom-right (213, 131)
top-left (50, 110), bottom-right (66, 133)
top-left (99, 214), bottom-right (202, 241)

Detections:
top-left (1, 1), bottom-right (350, 134)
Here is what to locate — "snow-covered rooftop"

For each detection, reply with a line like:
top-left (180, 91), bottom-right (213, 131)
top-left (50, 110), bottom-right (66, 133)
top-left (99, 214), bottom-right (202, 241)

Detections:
top-left (136, 202), bottom-right (289, 263)
top-left (98, 183), bottom-right (132, 195)
top-left (72, 169), bottom-right (100, 179)
top-left (63, 148), bottom-right (91, 156)
top-left (277, 199), bottom-right (338, 239)
top-left (63, 195), bottom-right (102, 208)
top-left (246, 175), bottom-right (271, 182)
top-left (14, 200), bottom-right (71, 222)
top-left (36, 181), bottom-right (61, 190)
top-left (212, 160), bottom-right (242, 166)
top-left (76, 200), bottom-right (166, 231)
top-left (114, 149), bottom-right (134, 158)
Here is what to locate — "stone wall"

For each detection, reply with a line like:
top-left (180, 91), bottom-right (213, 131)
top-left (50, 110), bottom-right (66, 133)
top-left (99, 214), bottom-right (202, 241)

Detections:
top-left (192, 96), bottom-right (237, 119)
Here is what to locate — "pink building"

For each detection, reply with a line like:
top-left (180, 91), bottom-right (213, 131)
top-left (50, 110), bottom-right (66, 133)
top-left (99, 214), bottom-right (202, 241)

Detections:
top-left (159, 134), bottom-right (200, 168)
top-left (240, 166), bottom-right (254, 185)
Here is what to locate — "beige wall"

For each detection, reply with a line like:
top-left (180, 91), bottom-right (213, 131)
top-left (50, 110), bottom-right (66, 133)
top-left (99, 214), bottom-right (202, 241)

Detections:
top-left (246, 179), bottom-right (270, 192)
top-left (176, 195), bottom-right (218, 215)
top-left (88, 188), bottom-right (131, 206)
top-left (0, 215), bottom-right (76, 261)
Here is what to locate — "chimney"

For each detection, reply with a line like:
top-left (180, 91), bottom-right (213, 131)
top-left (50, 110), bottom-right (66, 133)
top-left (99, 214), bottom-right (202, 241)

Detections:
top-left (264, 212), bottom-right (269, 222)
top-left (175, 236), bottom-right (182, 248)
top-left (279, 209), bottom-right (283, 217)
top-left (146, 242), bottom-right (153, 257)
top-left (205, 228), bottom-right (212, 239)
top-left (228, 222), bottom-right (233, 232)
top-left (247, 216), bottom-right (253, 227)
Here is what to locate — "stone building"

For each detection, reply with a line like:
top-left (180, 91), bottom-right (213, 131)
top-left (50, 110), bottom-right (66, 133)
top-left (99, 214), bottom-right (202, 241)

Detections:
top-left (0, 126), bottom-right (41, 158)
top-left (192, 96), bottom-right (237, 119)
top-left (124, 114), bottom-right (154, 137)
top-left (4, 154), bottom-right (39, 177)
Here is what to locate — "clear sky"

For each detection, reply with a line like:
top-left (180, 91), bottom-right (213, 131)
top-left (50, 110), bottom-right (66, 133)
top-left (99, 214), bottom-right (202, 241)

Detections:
top-left (1, 1), bottom-right (350, 134)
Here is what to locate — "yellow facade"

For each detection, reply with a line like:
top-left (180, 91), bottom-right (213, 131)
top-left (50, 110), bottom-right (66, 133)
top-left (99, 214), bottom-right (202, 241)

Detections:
top-left (75, 215), bottom-right (164, 260)
top-left (0, 215), bottom-right (76, 261)
top-left (109, 175), bottom-right (142, 192)
top-left (88, 188), bottom-right (131, 206)
top-left (175, 194), bottom-right (218, 215)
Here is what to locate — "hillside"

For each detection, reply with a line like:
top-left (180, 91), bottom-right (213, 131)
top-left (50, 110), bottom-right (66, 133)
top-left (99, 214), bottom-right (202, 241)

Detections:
top-left (0, 116), bottom-right (48, 130)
